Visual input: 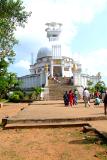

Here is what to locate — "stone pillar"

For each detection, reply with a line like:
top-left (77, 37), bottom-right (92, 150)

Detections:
top-left (40, 71), bottom-right (43, 87)
top-left (50, 60), bottom-right (53, 77)
top-left (61, 60), bottom-right (64, 77)
top-left (72, 64), bottom-right (81, 86)
top-left (62, 65), bottom-right (64, 77)
top-left (73, 72), bottom-right (77, 86)
top-left (44, 64), bottom-right (48, 87)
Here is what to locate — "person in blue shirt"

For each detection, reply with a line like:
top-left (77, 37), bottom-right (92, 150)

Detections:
top-left (94, 97), bottom-right (101, 105)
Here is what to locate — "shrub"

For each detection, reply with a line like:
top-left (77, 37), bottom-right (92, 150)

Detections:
top-left (33, 87), bottom-right (44, 100)
top-left (9, 93), bottom-right (20, 102)
top-left (8, 90), bottom-right (24, 102)
top-left (14, 91), bottom-right (24, 99)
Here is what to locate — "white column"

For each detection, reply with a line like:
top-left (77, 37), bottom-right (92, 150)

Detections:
top-left (45, 72), bottom-right (48, 87)
top-left (73, 71), bottom-right (81, 86)
top-left (62, 66), bottom-right (64, 77)
top-left (77, 73), bottom-right (81, 86)
top-left (73, 72), bottom-right (77, 86)
top-left (44, 64), bottom-right (48, 87)
top-left (40, 72), bottom-right (43, 87)
top-left (61, 60), bottom-right (64, 77)
top-left (51, 60), bottom-right (53, 77)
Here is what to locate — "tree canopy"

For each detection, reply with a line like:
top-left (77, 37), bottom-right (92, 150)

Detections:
top-left (0, 0), bottom-right (31, 98)
top-left (0, 0), bottom-right (31, 61)
top-left (87, 80), bottom-right (106, 94)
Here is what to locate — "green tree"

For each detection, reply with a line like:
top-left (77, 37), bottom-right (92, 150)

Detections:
top-left (95, 81), bottom-right (106, 93)
top-left (87, 80), bottom-right (95, 94)
top-left (0, 0), bottom-right (31, 98)
top-left (0, 72), bottom-right (20, 98)
top-left (87, 80), bottom-right (107, 96)
top-left (0, 0), bottom-right (31, 61)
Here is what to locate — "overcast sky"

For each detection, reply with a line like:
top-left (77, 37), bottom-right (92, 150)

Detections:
top-left (9, 0), bottom-right (107, 84)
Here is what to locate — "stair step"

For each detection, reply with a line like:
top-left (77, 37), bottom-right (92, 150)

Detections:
top-left (4, 121), bottom-right (89, 129)
top-left (48, 77), bottom-right (74, 100)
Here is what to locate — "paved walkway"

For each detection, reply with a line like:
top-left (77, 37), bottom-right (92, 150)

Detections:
top-left (89, 120), bottom-right (107, 138)
top-left (10, 100), bottom-right (106, 120)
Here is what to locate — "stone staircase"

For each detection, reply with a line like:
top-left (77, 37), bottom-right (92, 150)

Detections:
top-left (48, 77), bottom-right (74, 100)
top-left (3, 118), bottom-right (90, 129)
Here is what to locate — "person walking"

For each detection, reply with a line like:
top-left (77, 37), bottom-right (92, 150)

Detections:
top-left (68, 90), bottom-right (74, 107)
top-left (103, 92), bottom-right (107, 115)
top-left (63, 91), bottom-right (69, 106)
top-left (83, 88), bottom-right (90, 107)
top-left (74, 89), bottom-right (78, 105)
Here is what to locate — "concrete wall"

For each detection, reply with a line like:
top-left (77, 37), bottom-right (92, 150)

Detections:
top-left (19, 72), bottom-right (46, 89)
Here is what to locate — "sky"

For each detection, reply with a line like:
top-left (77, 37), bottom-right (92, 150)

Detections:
top-left (9, 0), bottom-right (107, 85)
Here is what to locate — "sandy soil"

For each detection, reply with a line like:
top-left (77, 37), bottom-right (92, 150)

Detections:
top-left (0, 103), bottom-right (107, 160)
top-left (0, 103), bottom-right (28, 123)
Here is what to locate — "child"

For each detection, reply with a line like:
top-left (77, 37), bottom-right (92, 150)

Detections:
top-left (94, 97), bottom-right (100, 105)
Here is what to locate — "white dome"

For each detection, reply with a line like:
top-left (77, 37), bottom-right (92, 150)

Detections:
top-left (37, 47), bottom-right (52, 59)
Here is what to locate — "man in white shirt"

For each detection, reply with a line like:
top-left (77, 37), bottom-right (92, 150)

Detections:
top-left (83, 88), bottom-right (90, 107)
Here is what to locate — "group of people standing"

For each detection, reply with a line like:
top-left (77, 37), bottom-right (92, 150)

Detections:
top-left (63, 88), bottom-right (107, 115)
top-left (63, 89), bottom-right (78, 107)
top-left (83, 88), bottom-right (107, 114)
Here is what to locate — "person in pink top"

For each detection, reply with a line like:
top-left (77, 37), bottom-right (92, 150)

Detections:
top-left (68, 90), bottom-right (74, 107)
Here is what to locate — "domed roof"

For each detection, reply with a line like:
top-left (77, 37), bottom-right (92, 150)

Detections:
top-left (37, 47), bottom-right (52, 59)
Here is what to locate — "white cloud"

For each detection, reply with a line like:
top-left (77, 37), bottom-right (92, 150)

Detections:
top-left (13, 0), bottom-right (107, 83)
top-left (14, 60), bottom-right (30, 70)
top-left (16, 0), bottom-right (107, 46)
top-left (78, 49), bottom-right (107, 81)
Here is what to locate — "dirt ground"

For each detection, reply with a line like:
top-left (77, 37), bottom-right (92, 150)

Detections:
top-left (0, 103), bottom-right (28, 123)
top-left (0, 103), bottom-right (107, 160)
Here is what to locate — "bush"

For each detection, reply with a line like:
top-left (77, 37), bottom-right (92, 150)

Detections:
top-left (14, 91), bottom-right (24, 99)
top-left (9, 93), bottom-right (20, 102)
top-left (8, 90), bottom-right (24, 102)
top-left (33, 87), bottom-right (44, 100)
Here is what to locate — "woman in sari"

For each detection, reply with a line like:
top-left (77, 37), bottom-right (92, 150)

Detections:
top-left (63, 91), bottom-right (69, 106)
top-left (68, 90), bottom-right (74, 107)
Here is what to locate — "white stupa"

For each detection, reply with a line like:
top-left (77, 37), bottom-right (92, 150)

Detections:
top-left (29, 22), bottom-right (101, 87)
top-left (30, 22), bottom-right (78, 77)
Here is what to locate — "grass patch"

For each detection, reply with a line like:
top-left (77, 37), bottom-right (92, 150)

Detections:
top-left (82, 135), bottom-right (100, 144)
top-left (101, 143), bottom-right (107, 149)
top-left (68, 130), bottom-right (84, 138)
top-left (95, 151), bottom-right (107, 160)
top-left (0, 99), bottom-right (8, 102)
top-left (81, 132), bottom-right (107, 156)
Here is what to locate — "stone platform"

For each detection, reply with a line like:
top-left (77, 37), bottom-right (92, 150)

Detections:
top-left (2, 100), bottom-right (107, 139)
